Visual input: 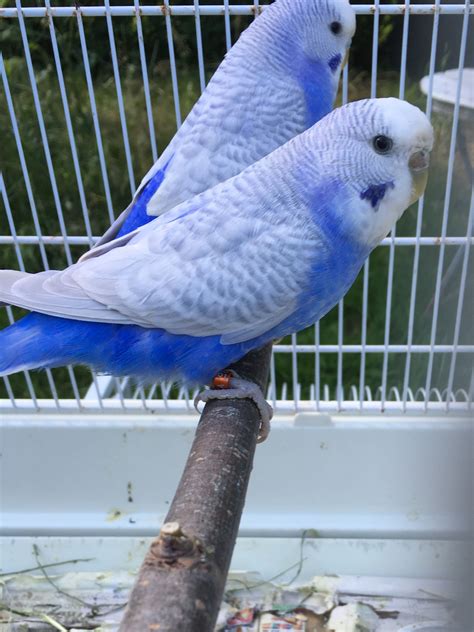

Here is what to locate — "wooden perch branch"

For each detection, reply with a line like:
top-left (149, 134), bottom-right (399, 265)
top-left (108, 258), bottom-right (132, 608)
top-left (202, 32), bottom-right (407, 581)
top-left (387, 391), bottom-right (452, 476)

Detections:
top-left (119, 343), bottom-right (273, 632)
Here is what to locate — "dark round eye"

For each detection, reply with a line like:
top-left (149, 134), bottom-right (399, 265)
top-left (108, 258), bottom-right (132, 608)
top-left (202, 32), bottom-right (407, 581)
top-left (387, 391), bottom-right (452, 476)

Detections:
top-left (330, 21), bottom-right (342, 35)
top-left (373, 135), bottom-right (393, 154)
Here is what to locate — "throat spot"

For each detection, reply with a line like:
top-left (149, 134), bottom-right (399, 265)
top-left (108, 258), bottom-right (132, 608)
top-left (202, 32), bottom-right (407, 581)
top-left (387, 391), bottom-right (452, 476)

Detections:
top-left (360, 182), bottom-right (395, 211)
top-left (328, 54), bottom-right (342, 73)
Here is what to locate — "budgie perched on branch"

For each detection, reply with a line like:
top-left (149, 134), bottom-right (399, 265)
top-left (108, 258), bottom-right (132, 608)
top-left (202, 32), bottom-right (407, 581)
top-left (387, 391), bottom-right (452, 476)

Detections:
top-left (95, 0), bottom-right (356, 245)
top-left (0, 98), bottom-right (433, 440)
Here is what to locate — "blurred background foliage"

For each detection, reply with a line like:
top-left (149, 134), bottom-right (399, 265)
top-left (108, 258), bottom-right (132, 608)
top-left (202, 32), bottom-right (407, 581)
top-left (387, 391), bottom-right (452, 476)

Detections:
top-left (0, 0), bottom-right (472, 401)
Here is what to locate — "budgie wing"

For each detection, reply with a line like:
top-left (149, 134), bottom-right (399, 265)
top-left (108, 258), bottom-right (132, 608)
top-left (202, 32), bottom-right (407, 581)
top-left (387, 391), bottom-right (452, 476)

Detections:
top-left (93, 157), bottom-right (171, 248)
top-left (94, 203), bottom-right (136, 247)
top-left (0, 196), bottom-right (320, 345)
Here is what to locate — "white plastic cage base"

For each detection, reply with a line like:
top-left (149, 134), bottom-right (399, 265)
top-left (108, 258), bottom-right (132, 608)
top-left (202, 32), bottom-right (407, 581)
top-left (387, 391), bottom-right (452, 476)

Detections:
top-left (1, 413), bottom-right (471, 630)
top-left (1, 413), bottom-right (470, 540)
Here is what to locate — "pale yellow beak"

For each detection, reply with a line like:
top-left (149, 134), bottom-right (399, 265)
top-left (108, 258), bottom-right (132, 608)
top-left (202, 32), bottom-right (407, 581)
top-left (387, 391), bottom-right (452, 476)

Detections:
top-left (409, 149), bottom-right (430, 205)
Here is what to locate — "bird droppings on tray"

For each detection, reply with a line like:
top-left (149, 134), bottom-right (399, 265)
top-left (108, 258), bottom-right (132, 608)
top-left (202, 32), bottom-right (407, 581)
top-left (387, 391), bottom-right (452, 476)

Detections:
top-left (0, 571), bottom-right (457, 631)
top-left (105, 509), bottom-right (123, 522)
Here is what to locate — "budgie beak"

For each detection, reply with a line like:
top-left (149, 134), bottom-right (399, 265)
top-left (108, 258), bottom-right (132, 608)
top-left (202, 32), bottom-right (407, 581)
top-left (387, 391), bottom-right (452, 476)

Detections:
top-left (409, 148), bottom-right (430, 204)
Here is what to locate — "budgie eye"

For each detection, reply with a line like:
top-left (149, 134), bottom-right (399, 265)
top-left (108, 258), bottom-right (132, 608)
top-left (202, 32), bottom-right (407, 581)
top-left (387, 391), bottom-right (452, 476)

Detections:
top-left (373, 135), bottom-right (393, 154)
top-left (330, 21), bottom-right (342, 35)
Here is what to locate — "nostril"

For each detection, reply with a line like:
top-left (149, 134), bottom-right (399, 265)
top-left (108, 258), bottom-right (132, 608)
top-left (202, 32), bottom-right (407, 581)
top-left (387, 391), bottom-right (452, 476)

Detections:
top-left (409, 150), bottom-right (430, 172)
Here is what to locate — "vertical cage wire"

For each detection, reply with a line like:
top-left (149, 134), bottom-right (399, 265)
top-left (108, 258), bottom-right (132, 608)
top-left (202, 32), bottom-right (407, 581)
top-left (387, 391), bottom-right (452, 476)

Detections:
top-left (45, 0), bottom-right (93, 246)
top-left (380, 0), bottom-right (410, 410)
top-left (1, 174), bottom-right (40, 408)
top-left (76, 9), bottom-right (115, 224)
top-left (0, 2), bottom-right (472, 413)
top-left (163, 0), bottom-right (182, 128)
top-left (134, 0), bottom-right (158, 163)
top-left (104, 0), bottom-right (136, 195)
top-left (357, 0), bottom-right (381, 412)
top-left (223, 0), bottom-right (232, 52)
top-left (423, 0), bottom-right (471, 411)
top-left (402, 0), bottom-right (441, 412)
top-left (193, 0), bottom-right (206, 94)
top-left (15, 0), bottom-right (73, 271)
top-left (446, 187), bottom-right (474, 410)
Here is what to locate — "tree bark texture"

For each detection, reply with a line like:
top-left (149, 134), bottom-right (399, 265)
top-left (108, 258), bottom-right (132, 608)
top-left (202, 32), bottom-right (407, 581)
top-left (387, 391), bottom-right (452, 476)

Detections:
top-left (119, 343), bottom-right (273, 632)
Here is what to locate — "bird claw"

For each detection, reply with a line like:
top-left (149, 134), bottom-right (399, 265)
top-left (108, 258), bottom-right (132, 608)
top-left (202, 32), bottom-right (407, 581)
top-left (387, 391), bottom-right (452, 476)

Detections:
top-left (194, 370), bottom-right (273, 443)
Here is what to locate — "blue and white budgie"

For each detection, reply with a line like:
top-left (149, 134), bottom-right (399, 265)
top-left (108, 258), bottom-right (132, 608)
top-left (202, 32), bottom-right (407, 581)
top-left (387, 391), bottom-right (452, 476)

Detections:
top-left (0, 98), bottom-right (433, 440)
top-left (96, 0), bottom-right (356, 244)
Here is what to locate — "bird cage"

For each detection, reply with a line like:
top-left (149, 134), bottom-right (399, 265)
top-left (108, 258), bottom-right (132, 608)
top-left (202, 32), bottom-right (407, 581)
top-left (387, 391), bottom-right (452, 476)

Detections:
top-left (0, 1), bottom-right (472, 415)
top-left (0, 1), bottom-right (472, 629)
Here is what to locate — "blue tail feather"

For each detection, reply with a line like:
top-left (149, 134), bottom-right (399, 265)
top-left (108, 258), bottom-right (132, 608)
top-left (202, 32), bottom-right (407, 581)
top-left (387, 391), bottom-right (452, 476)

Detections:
top-left (0, 312), bottom-right (251, 385)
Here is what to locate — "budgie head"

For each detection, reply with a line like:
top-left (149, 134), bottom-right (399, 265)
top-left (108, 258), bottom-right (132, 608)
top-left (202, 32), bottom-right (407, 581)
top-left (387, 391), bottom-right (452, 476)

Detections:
top-left (295, 0), bottom-right (356, 73)
top-left (265, 0), bottom-right (356, 78)
top-left (309, 97), bottom-right (433, 248)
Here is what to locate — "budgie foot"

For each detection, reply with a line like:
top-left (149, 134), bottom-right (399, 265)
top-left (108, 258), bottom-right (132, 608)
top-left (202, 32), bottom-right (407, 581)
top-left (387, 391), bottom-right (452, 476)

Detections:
top-left (194, 370), bottom-right (273, 443)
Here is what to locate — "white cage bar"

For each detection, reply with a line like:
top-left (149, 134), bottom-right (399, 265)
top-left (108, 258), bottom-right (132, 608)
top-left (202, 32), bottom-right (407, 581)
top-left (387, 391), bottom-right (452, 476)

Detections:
top-left (0, 1), bottom-right (472, 415)
top-left (1, 4), bottom-right (473, 16)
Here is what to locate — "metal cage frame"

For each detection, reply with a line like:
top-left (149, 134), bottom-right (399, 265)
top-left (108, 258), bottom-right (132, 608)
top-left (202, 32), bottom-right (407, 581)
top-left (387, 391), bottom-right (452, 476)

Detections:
top-left (0, 1), bottom-right (473, 416)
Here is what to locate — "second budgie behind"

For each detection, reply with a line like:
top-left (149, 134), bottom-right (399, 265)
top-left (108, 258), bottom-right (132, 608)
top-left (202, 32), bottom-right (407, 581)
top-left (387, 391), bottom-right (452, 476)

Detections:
top-left (95, 0), bottom-right (356, 244)
top-left (0, 98), bottom-right (433, 440)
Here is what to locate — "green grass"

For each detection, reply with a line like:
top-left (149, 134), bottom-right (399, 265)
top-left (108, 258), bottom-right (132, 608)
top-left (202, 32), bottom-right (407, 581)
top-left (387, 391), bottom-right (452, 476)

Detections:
top-left (1, 59), bottom-right (472, 401)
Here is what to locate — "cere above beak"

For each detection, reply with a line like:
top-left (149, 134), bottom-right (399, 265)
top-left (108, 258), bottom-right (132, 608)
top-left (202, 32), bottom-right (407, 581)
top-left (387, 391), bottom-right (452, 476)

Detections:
top-left (409, 149), bottom-right (430, 172)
